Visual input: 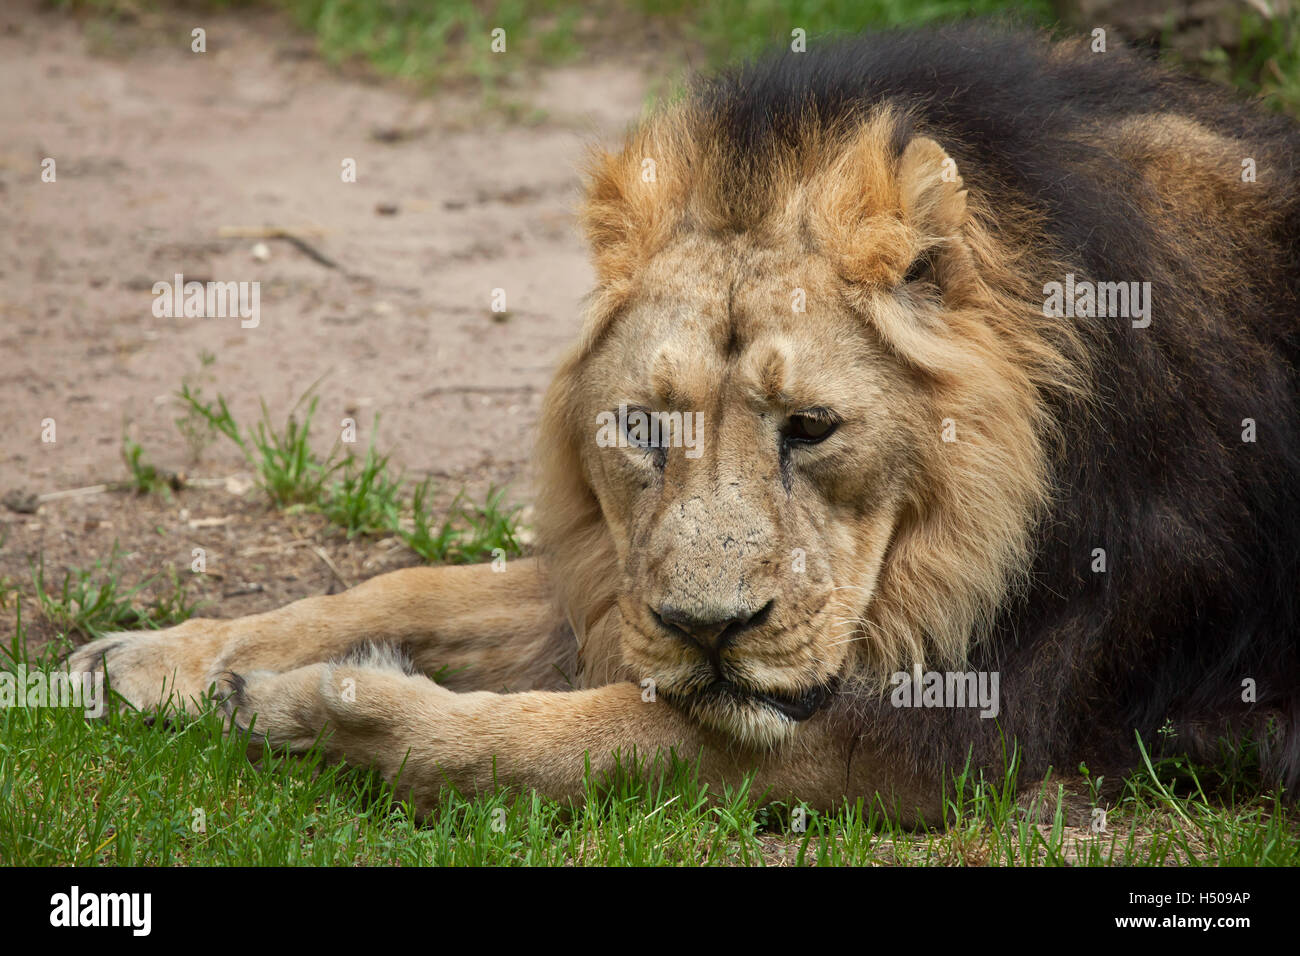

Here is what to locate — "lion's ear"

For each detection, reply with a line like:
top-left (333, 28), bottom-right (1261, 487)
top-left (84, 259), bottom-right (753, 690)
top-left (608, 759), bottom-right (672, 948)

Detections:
top-left (579, 146), bottom-right (640, 287)
top-left (897, 136), bottom-right (967, 237)
top-left (811, 121), bottom-right (969, 287)
top-left (579, 123), bottom-right (692, 294)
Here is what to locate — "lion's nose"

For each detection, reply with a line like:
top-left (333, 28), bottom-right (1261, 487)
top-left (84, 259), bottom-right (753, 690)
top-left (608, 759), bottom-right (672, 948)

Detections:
top-left (651, 600), bottom-right (774, 651)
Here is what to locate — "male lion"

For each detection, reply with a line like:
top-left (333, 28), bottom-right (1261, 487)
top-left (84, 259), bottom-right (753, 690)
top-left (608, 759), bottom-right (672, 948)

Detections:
top-left (68, 25), bottom-right (1300, 823)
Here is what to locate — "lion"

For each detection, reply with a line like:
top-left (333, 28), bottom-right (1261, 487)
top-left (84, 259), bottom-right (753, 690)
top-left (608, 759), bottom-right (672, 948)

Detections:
top-left (66, 24), bottom-right (1300, 824)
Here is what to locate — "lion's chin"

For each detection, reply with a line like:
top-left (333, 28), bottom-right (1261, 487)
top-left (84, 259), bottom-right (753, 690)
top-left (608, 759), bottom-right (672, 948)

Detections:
top-left (668, 679), bottom-right (834, 750)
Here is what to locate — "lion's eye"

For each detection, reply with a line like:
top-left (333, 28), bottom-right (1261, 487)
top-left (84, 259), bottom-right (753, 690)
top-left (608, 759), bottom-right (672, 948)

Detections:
top-left (619, 405), bottom-right (668, 468)
top-left (901, 249), bottom-right (935, 286)
top-left (784, 412), bottom-right (838, 445)
top-left (621, 405), bottom-right (653, 448)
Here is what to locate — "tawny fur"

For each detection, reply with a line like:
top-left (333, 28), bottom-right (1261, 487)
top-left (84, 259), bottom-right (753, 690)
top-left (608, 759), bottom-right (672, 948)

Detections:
top-left (63, 26), bottom-right (1300, 821)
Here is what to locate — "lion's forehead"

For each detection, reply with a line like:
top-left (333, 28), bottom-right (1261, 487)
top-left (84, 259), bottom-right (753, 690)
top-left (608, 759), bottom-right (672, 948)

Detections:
top-left (606, 324), bottom-right (883, 417)
top-left (599, 242), bottom-right (889, 412)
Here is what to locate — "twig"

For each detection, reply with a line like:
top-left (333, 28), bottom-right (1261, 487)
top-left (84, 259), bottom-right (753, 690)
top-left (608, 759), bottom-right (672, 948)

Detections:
top-left (217, 225), bottom-right (367, 278)
top-left (310, 545), bottom-right (352, 591)
top-left (421, 384), bottom-right (538, 398)
top-left (238, 538), bottom-right (313, 557)
top-left (38, 483), bottom-right (116, 502)
top-left (217, 226), bottom-right (328, 239)
top-left (35, 473), bottom-right (250, 503)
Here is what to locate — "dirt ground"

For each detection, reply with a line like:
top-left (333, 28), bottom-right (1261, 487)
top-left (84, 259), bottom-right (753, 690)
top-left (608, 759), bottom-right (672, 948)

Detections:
top-left (0, 1), bottom-right (652, 640)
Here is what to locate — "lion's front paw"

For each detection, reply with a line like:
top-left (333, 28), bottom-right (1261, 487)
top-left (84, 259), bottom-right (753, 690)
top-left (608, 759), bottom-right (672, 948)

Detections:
top-left (219, 654), bottom-right (454, 770)
top-left (64, 619), bottom-right (233, 716)
top-left (218, 665), bottom-right (334, 755)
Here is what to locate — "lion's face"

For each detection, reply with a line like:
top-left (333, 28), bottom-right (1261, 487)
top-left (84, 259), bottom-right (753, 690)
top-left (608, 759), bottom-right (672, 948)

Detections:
top-left (539, 112), bottom-right (1060, 750)
top-left (574, 234), bottom-right (930, 746)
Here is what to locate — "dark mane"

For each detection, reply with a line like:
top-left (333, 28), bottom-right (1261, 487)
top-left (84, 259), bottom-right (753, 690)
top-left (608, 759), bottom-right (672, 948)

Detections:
top-left (701, 25), bottom-right (1300, 793)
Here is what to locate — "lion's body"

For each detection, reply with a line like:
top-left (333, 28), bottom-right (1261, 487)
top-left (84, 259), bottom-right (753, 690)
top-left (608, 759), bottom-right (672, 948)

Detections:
top-left (691, 25), bottom-right (1300, 789)
top-left (69, 25), bottom-right (1300, 819)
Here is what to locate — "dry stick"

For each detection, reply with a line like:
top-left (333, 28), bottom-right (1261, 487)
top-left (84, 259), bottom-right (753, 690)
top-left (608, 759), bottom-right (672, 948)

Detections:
top-left (238, 538), bottom-right (314, 558)
top-left (37, 475), bottom-right (247, 503)
top-left (216, 226), bottom-right (369, 279)
top-left (421, 384), bottom-right (538, 398)
top-left (280, 234), bottom-right (343, 271)
top-left (223, 584), bottom-right (266, 598)
top-left (38, 484), bottom-right (115, 502)
top-left (310, 545), bottom-right (353, 591)
top-left (216, 225), bottom-right (328, 237)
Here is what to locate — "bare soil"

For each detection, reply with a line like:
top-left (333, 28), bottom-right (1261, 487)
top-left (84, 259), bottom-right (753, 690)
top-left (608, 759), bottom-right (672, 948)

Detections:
top-left (0, 1), bottom-right (651, 642)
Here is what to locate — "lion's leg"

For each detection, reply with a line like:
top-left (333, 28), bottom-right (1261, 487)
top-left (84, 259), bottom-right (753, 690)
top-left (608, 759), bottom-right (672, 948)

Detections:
top-left (65, 558), bottom-right (573, 713)
top-left (218, 653), bottom-right (939, 822)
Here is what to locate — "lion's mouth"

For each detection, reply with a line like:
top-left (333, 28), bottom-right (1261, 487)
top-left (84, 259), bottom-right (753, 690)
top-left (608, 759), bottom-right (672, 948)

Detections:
top-left (676, 679), bottom-right (835, 723)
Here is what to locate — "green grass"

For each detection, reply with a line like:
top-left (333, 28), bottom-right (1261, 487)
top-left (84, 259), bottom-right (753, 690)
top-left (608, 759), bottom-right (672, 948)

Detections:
top-left (322, 424), bottom-right (405, 536)
top-left (50, 0), bottom-right (1299, 115)
top-left (176, 383), bottom-right (343, 509)
top-left (1183, 5), bottom-right (1300, 115)
top-left (49, 0), bottom-right (587, 89)
top-left (2, 622), bottom-right (1295, 865)
top-left (174, 382), bottom-right (525, 563)
top-left (279, 0), bottom-right (584, 89)
top-left (26, 375), bottom-right (525, 642)
top-left (121, 436), bottom-right (172, 496)
top-left (6, 464), bottom-right (1293, 864)
top-left (635, 0), bottom-right (1052, 64)
top-left (29, 547), bottom-right (201, 644)
top-left (403, 482), bottom-right (524, 565)
top-left (636, 0), bottom-right (1299, 115)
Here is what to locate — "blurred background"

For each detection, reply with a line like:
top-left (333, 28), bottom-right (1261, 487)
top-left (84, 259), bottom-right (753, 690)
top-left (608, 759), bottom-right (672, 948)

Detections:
top-left (1, 0), bottom-right (1295, 637)
top-left (41, 0), bottom-right (1300, 110)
